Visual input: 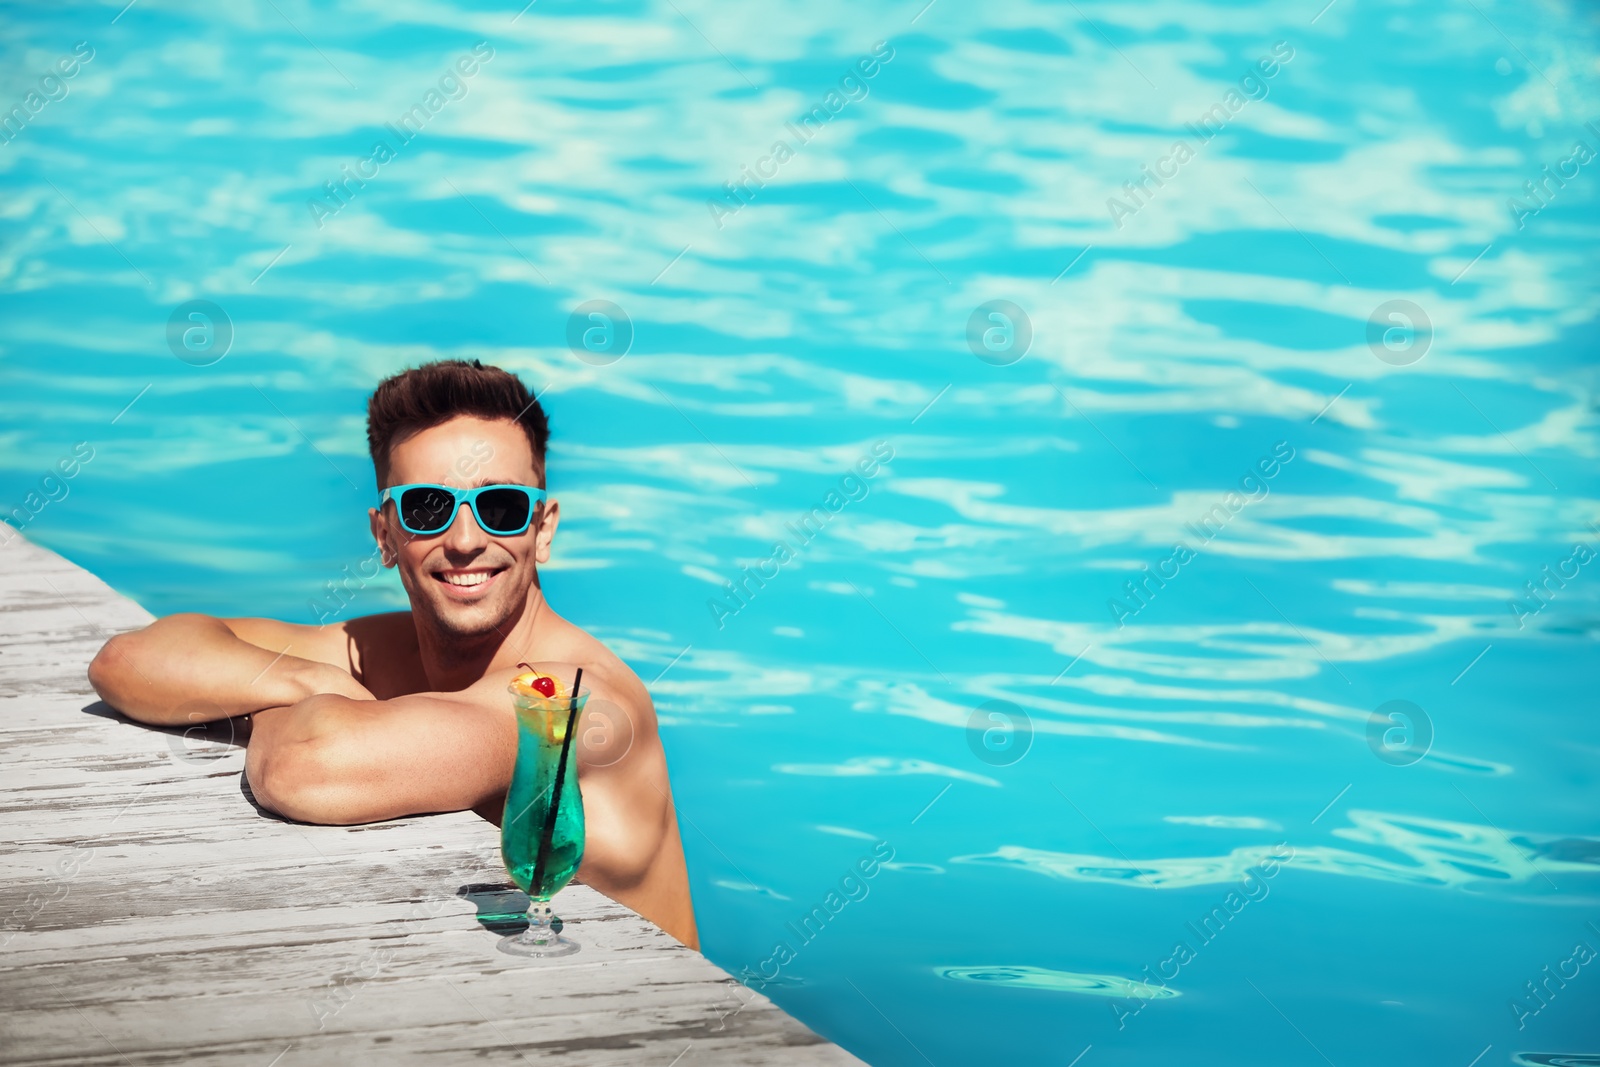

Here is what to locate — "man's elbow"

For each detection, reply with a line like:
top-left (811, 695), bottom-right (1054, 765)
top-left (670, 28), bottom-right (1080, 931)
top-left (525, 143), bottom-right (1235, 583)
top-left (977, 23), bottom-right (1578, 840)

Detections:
top-left (587, 802), bottom-right (672, 890)
top-left (88, 633), bottom-right (147, 719)
top-left (246, 738), bottom-right (362, 825)
top-left (86, 638), bottom-right (116, 696)
top-left (587, 843), bottom-right (656, 893)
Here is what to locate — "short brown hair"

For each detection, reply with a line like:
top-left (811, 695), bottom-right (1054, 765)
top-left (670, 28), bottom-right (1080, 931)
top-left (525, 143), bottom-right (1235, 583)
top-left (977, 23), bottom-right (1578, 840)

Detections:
top-left (366, 359), bottom-right (549, 489)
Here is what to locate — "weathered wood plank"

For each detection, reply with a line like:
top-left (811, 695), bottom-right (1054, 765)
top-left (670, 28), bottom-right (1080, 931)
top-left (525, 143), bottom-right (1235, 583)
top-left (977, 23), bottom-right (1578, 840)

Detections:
top-left (0, 532), bottom-right (863, 1066)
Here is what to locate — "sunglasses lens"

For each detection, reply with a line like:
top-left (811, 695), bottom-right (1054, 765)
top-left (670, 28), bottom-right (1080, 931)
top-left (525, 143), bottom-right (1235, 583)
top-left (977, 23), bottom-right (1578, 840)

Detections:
top-left (475, 487), bottom-right (532, 533)
top-left (399, 486), bottom-right (456, 533)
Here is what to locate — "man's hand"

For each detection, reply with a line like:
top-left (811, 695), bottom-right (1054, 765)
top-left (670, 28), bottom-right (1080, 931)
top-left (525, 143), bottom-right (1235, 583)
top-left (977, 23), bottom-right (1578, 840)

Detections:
top-left (88, 613), bottom-right (370, 725)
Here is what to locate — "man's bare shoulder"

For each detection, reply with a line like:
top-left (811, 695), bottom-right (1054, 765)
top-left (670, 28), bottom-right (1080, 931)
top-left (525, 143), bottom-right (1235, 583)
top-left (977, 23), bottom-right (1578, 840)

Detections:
top-left (543, 617), bottom-right (655, 715)
top-left (443, 621), bottom-right (657, 760)
top-left (462, 649), bottom-right (650, 720)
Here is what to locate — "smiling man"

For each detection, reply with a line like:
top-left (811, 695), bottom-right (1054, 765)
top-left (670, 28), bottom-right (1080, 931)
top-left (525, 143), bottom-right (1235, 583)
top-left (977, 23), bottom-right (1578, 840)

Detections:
top-left (87, 360), bottom-right (697, 948)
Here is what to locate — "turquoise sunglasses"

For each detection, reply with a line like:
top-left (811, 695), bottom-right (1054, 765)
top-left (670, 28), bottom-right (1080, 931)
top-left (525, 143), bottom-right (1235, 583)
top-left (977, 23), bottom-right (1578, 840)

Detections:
top-left (379, 483), bottom-right (547, 537)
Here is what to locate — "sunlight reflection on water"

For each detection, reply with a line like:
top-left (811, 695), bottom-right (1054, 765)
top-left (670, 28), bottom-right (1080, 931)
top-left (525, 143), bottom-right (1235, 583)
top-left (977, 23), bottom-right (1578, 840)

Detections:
top-left (2, 0), bottom-right (1597, 1062)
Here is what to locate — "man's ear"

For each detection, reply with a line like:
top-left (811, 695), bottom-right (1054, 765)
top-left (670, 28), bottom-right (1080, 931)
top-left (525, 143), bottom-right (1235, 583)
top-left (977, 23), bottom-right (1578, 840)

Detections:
top-left (533, 499), bottom-right (560, 565)
top-left (368, 507), bottom-right (397, 567)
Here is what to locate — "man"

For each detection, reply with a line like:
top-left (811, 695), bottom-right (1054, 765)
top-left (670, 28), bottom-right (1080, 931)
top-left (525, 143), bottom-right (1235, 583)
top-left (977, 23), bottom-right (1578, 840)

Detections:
top-left (87, 359), bottom-right (698, 949)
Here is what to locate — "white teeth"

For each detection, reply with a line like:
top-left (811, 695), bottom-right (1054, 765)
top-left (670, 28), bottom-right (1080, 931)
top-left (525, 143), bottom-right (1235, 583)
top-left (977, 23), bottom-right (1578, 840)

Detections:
top-left (440, 571), bottom-right (494, 587)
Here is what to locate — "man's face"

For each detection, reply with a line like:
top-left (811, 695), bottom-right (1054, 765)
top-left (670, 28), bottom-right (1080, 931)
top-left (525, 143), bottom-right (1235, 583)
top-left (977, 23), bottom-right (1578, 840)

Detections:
top-left (368, 415), bottom-right (557, 640)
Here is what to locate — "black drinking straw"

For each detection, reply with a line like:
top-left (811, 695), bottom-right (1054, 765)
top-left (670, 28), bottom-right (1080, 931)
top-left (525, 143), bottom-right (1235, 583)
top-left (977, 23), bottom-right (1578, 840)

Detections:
top-left (531, 666), bottom-right (583, 899)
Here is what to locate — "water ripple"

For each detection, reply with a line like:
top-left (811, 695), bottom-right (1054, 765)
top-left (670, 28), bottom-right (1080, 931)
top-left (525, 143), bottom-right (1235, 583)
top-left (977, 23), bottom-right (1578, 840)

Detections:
top-left (956, 810), bottom-right (1600, 895)
top-left (938, 965), bottom-right (1179, 999)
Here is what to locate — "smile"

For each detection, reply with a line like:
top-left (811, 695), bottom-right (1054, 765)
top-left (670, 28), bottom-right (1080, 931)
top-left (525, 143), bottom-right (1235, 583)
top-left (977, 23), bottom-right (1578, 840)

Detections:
top-left (432, 567), bottom-right (506, 598)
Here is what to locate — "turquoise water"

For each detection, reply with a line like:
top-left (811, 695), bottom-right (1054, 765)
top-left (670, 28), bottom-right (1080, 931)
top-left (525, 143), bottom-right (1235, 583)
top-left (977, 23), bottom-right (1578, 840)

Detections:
top-left (4, 1), bottom-right (1599, 1062)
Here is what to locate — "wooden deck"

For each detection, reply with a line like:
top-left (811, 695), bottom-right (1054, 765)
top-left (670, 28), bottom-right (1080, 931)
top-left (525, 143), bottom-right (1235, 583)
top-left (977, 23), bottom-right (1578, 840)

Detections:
top-left (0, 529), bottom-right (864, 1066)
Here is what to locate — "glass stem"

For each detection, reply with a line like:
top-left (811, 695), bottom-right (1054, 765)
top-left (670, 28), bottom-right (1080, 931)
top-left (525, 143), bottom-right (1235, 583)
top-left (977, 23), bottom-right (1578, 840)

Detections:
top-left (527, 898), bottom-right (556, 943)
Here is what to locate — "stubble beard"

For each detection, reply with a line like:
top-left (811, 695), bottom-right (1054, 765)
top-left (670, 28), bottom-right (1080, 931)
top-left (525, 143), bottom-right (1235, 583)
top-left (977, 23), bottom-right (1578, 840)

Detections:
top-left (400, 563), bottom-right (533, 646)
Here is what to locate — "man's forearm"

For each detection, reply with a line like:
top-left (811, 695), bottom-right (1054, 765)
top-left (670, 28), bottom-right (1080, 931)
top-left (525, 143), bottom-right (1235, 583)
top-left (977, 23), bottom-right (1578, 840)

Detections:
top-left (248, 687), bottom-right (514, 826)
top-left (87, 614), bottom-right (364, 725)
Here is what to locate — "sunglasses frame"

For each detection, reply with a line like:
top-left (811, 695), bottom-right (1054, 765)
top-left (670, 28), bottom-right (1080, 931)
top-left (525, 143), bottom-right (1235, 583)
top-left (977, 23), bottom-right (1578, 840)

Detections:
top-left (379, 483), bottom-right (548, 537)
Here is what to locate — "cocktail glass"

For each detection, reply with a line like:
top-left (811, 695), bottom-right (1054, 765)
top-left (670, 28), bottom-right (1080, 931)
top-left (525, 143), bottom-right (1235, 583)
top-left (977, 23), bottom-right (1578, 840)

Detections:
top-left (497, 680), bottom-right (588, 957)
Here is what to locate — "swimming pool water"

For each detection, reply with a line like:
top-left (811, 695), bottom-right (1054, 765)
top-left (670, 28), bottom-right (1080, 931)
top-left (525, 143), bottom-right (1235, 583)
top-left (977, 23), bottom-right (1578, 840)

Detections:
top-left (3, 2), bottom-right (1598, 1063)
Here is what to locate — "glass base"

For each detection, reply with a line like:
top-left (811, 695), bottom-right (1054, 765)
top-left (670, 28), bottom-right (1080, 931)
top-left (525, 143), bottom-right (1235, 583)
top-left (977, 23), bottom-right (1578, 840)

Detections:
top-left (495, 899), bottom-right (578, 958)
top-left (497, 930), bottom-right (580, 957)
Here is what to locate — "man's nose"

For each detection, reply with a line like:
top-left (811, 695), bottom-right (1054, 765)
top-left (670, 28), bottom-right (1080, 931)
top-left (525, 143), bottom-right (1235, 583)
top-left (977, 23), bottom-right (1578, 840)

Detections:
top-left (444, 502), bottom-right (489, 551)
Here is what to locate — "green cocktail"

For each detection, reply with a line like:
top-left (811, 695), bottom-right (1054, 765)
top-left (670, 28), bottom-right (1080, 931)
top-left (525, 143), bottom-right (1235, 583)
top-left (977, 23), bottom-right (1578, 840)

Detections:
top-left (498, 676), bottom-right (588, 958)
